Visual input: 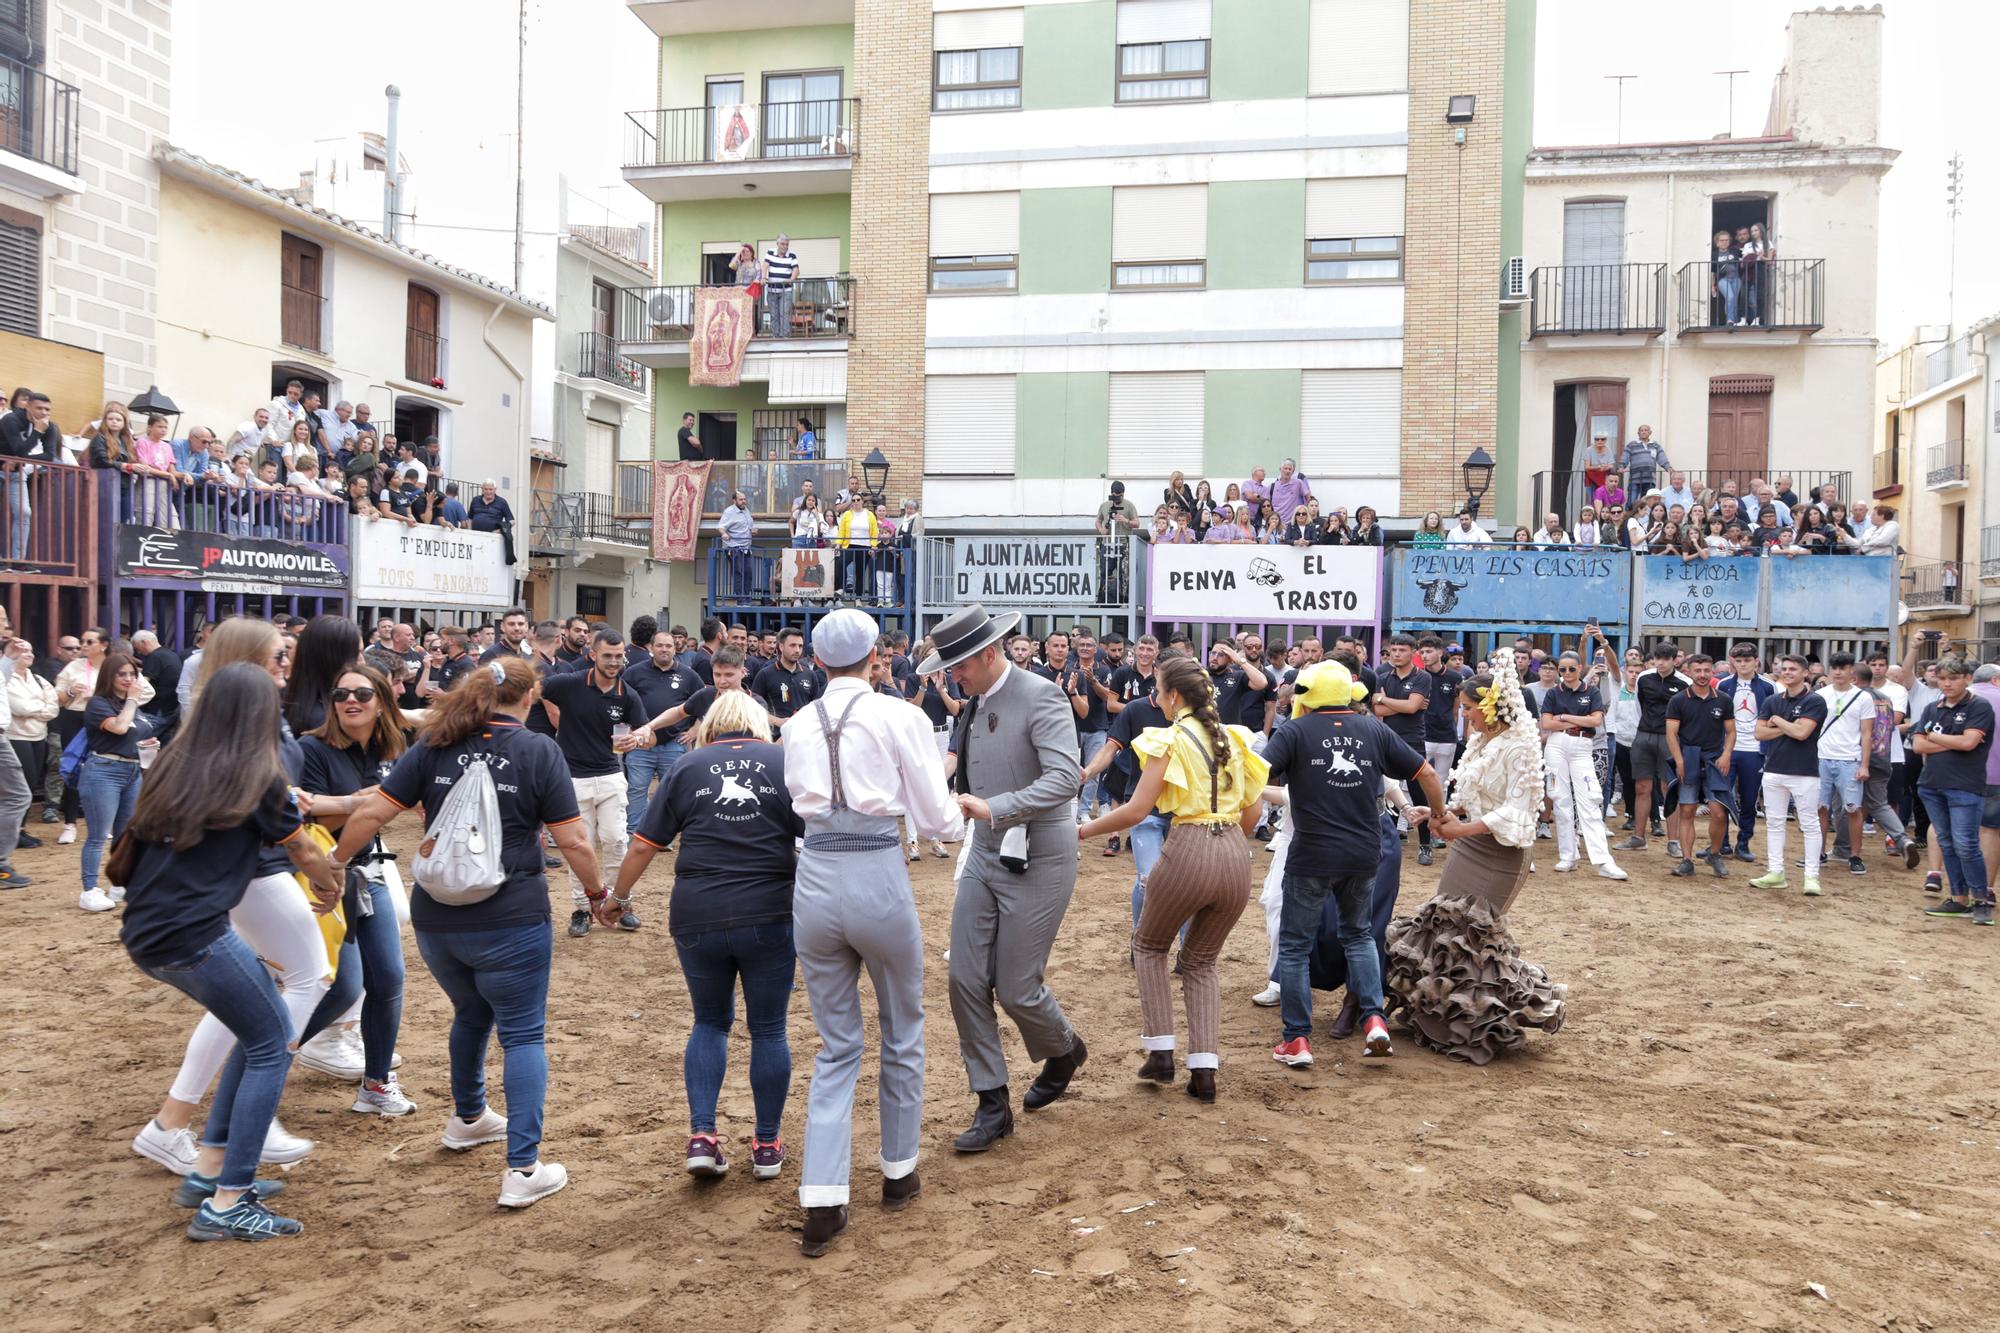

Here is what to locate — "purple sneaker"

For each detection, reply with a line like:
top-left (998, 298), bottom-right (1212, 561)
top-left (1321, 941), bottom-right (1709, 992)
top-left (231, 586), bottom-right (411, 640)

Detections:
top-left (685, 1134), bottom-right (727, 1178)
top-left (751, 1138), bottom-right (784, 1181)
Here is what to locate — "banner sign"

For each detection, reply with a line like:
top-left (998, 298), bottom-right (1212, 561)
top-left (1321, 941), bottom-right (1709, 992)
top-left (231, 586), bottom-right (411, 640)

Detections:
top-left (780, 547), bottom-right (836, 601)
top-left (712, 104), bottom-right (755, 162)
top-left (1393, 546), bottom-right (1628, 628)
top-left (1151, 544), bottom-right (1380, 624)
top-left (350, 522), bottom-right (509, 609)
top-left (689, 286), bottom-right (757, 388)
top-left (116, 525), bottom-right (346, 590)
top-left (1767, 554), bottom-right (1896, 631)
top-left (1638, 556), bottom-right (1761, 629)
top-left (653, 460), bottom-right (710, 562)
top-left (953, 538), bottom-right (1096, 604)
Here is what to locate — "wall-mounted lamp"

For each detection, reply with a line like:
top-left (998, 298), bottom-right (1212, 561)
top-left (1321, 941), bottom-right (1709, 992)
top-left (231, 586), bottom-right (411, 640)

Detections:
top-left (1445, 95), bottom-right (1477, 123)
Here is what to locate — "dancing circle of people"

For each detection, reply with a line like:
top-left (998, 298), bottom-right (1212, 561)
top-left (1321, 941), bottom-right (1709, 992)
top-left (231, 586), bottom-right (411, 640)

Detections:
top-left (106, 603), bottom-right (1989, 1251)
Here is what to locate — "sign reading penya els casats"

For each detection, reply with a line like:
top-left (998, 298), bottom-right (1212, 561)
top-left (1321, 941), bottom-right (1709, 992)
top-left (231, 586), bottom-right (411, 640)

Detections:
top-left (1396, 547), bottom-right (1628, 626)
top-left (954, 538), bottom-right (1096, 603)
top-left (1151, 545), bottom-right (1380, 623)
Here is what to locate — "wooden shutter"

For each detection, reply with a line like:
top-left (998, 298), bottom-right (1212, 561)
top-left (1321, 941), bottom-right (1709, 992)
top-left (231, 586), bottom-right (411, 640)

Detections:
top-left (1309, 0), bottom-right (1408, 96)
top-left (1112, 185), bottom-right (1207, 262)
top-left (934, 8), bottom-right (1024, 49)
top-left (0, 218), bottom-right (39, 337)
top-left (1305, 177), bottom-right (1405, 238)
top-left (1116, 0), bottom-right (1211, 42)
top-left (1108, 372), bottom-right (1202, 475)
top-left (1300, 369), bottom-right (1400, 476)
top-left (925, 375), bottom-right (1016, 474)
top-left (930, 192), bottom-right (1020, 257)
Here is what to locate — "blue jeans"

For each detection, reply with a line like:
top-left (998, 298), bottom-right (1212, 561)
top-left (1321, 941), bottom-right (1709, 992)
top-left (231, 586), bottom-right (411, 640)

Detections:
top-left (625, 740), bottom-right (684, 835)
top-left (1279, 871), bottom-right (1381, 1039)
top-left (1731, 750), bottom-right (1764, 850)
top-left (1078, 730), bottom-right (1109, 812)
top-left (139, 929), bottom-right (293, 1192)
top-left (4, 470), bottom-right (28, 560)
top-left (1717, 274), bottom-right (1742, 324)
top-left (1919, 787), bottom-right (1992, 903)
top-left (673, 921), bottom-right (797, 1140)
top-left (78, 757), bottom-right (141, 890)
top-left (415, 921), bottom-right (553, 1169)
top-left (300, 875), bottom-right (405, 1082)
top-left (1128, 810), bottom-right (1171, 927)
top-left (767, 285), bottom-right (794, 337)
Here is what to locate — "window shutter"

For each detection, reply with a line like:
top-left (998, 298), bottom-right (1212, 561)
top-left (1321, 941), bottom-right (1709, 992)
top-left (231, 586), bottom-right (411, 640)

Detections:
top-left (1305, 177), bottom-right (1405, 238)
top-left (1561, 201), bottom-right (1626, 267)
top-left (758, 237), bottom-right (842, 280)
top-left (1112, 185), bottom-right (1207, 262)
top-left (1300, 369), bottom-right (1400, 476)
top-left (0, 219), bottom-right (40, 337)
top-left (1108, 372), bottom-right (1203, 475)
top-left (934, 8), bottom-right (1024, 49)
top-left (925, 375), bottom-right (1017, 474)
top-left (1116, 0), bottom-right (1211, 43)
top-left (929, 192), bottom-right (1021, 257)
top-left (1309, 0), bottom-right (1409, 96)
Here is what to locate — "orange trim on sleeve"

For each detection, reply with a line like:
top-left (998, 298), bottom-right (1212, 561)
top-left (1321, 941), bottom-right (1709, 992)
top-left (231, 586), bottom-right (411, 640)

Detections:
top-left (631, 833), bottom-right (667, 851)
top-left (379, 790), bottom-right (415, 811)
top-left (544, 815), bottom-right (583, 829)
top-left (274, 825), bottom-right (306, 846)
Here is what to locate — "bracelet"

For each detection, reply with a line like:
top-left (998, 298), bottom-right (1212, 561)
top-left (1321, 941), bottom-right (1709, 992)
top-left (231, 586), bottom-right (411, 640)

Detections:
top-left (609, 892), bottom-right (632, 907)
top-left (584, 886), bottom-right (607, 902)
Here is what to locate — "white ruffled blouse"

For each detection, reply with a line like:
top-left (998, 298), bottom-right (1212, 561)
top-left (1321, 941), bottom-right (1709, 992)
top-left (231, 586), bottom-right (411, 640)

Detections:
top-left (1446, 724), bottom-right (1543, 849)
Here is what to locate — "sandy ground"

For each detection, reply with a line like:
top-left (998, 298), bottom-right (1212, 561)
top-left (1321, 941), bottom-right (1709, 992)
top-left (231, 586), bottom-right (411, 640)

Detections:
top-left (3, 814), bottom-right (1998, 1333)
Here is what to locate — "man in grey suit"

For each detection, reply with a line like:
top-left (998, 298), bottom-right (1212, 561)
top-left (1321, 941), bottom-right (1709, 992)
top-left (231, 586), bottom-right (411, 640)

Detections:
top-left (922, 604), bottom-right (1088, 1153)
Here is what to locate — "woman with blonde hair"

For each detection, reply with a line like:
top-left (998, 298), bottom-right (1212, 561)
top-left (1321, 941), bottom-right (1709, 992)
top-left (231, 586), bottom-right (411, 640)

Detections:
top-left (1079, 654), bottom-right (1269, 1103)
top-left (1411, 511), bottom-right (1446, 547)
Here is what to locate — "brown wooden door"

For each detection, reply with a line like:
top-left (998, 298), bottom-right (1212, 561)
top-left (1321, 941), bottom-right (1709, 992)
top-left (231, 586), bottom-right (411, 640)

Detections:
top-left (591, 280), bottom-right (615, 338)
top-left (281, 234), bottom-right (323, 351)
top-left (405, 284), bottom-right (440, 381)
top-left (1706, 375), bottom-right (1772, 482)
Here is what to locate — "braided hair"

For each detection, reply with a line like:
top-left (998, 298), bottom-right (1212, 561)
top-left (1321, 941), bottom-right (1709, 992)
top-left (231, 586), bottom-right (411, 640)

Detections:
top-left (1156, 654), bottom-right (1234, 806)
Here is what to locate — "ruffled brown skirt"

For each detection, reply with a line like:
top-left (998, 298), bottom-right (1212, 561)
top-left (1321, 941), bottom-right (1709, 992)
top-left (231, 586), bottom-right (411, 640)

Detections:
top-left (1384, 832), bottom-right (1567, 1065)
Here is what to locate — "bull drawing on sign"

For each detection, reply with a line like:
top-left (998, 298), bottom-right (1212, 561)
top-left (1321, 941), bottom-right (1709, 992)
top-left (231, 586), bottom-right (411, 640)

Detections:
top-left (1415, 577), bottom-right (1469, 615)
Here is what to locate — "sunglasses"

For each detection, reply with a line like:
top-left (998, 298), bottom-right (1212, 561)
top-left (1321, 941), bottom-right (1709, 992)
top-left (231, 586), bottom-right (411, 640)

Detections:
top-left (330, 686), bottom-right (377, 704)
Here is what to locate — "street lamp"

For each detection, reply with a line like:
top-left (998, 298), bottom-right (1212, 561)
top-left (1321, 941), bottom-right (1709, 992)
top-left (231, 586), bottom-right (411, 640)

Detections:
top-left (1462, 446), bottom-right (1495, 518)
top-left (126, 384), bottom-right (182, 435)
top-left (862, 447), bottom-right (890, 506)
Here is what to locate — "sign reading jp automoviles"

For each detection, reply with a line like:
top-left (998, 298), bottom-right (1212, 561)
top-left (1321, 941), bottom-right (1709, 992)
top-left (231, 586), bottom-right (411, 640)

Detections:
top-left (1150, 544), bottom-right (1380, 624)
top-left (115, 525), bottom-right (347, 589)
top-left (953, 538), bottom-right (1096, 603)
top-left (350, 522), bottom-right (511, 609)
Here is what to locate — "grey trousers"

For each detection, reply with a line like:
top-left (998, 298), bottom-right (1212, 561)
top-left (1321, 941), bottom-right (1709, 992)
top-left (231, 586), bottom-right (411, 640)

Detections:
top-left (794, 812), bottom-right (924, 1209)
top-left (1832, 769), bottom-right (1904, 858)
top-left (0, 733), bottom-right (27, 873)
top-left (948, 832), bottom-right (1078, 1093)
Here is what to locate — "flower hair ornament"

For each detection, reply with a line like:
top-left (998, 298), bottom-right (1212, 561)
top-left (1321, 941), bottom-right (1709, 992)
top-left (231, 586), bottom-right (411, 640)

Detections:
top-left (1476, 648), bottom-right (1535, 739)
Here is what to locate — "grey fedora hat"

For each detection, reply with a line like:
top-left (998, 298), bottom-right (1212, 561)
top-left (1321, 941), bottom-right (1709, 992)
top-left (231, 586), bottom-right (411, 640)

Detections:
top-left (916, 602), bottom-right (1021, 675)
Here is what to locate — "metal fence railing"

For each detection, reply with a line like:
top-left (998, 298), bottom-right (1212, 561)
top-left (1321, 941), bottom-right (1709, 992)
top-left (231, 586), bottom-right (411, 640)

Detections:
top-left (623, 98), bottom-right (858, 168)
top-left (574, 331), bottom-right (644, 390)
top-left (1925, 439), bottom-right (1969, 488)
top-left (0, 52), bottom-right (80, 175)
top-left (1676, 257), bottom-right (1824, 332)
top-left (617, 276), bottom-right (855, 343)
top-left (1527, 263), bottom-right (1666, 337)
top-left (1531, 469), bottom-right (1854, 526)
top-left (1903, 561), bottom-right (1968, 610)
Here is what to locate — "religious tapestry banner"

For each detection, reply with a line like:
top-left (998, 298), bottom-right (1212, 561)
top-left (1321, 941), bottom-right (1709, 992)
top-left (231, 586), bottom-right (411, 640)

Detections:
top-left (652, 460), bottom-right (710, 562)
top-left (689, 286), bottom-right (756, 388)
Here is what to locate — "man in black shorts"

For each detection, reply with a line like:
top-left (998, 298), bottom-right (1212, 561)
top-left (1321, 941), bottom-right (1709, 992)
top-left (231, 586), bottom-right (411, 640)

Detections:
top-left (1617, 640), bottom-right (1688, 856)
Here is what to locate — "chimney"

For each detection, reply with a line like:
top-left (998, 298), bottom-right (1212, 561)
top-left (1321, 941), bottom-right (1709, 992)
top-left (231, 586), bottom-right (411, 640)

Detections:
top-left (383, 84), bottom-right (403, 243)
top-left (1769, 5), bottom-right (1883, 147)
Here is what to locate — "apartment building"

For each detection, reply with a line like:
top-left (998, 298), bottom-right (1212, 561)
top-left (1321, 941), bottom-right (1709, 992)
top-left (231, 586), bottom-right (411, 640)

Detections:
top-left (1515, 5), bottom-right (1893, 530)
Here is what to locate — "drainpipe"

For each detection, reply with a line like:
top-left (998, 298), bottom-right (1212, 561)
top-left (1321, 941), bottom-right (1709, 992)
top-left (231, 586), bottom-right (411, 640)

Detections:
top-left (483, 295), bottom-right (529, 492)
top-left (1657, 170), bottom-right (1675, 454)
top-left (383, 85), bottom-right (402, 244)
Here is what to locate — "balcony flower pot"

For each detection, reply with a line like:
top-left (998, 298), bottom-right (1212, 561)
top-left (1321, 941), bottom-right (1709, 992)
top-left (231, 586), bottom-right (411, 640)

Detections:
top-left (430, 377), bottom-right (446, 389)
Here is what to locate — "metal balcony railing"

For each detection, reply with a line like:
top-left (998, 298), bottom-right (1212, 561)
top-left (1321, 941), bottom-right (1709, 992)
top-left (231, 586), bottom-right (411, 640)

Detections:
top-left (1903, 560), bottom-right (1968, 610)
top-left (1917, 335), bottom-right (1979, 395)
top-left (1981, 525), bottom-right (2000, 582)
top-left (0, 456), bottom-right (94, 579)
top-left (565, 222), bottom-right (651, 271)
top-left (1527, 263), bottom-right (1666, 337)
top-left (623, 98), bottom-right (859, 168)
top-left (0, 51), bottom-right (80, 176)
top-left (1531, 468), bottom-right (1854, 527)
top-left (617, 276), bottom-right (855, 343)
top-left (708, 538), bottom-right (913, 613)
top-left (531, 488), bottom-right (646, 550)
top-left (1925, 439), bottom-right (1968, 488)
top-left (1872, 449), bottom-right (1898, 493)
top-left (1676, 257), bottom-right (1824, 333)
top-left (573, 331), bottom-right (645, 390)
top-left (97, 469), bottom-right (350, 546)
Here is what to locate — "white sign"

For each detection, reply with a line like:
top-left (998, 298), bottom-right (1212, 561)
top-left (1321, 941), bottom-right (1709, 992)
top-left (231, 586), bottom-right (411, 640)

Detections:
top-left (1150, 544), bottom-right (1380, 624)
top-left (350, 523), bottom-right (510, 609)
top-left (953, 538), bottom-right (1096, 604)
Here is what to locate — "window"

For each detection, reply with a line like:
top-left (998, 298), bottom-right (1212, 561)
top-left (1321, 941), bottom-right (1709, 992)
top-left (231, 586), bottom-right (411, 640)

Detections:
top-left (405, 283), bottom-right (442, 383)
top-left (280, 233), bottom-right (324, 352)
top-left (935, 49), bottom-right (1021, 110)
top-left (1111, 184), bottom-right (1206, 290)
top-left (1115, 0), bottom-right (1211, 102)
top-left (929, 191), bottom-right (1019, 293)
top-left (1300, 369), bottom-right (1400, 477)
top-left (762, 71), bottom-right (842, 159)
top-left (1308, 0), bottom-right (1410, 96)
top-left (1306, 237), bottom-right (1401, 283)
top-left (1304, 176), bottom-right (1404, 284)
top-left (0, 215), bottom-right (39, 337)
top-left (575, 585), bottom-right (609, 619)
top-left (925, 376), bottom-right (1016, 475)
top-left (1108, 372), bottom-right (1202, 476)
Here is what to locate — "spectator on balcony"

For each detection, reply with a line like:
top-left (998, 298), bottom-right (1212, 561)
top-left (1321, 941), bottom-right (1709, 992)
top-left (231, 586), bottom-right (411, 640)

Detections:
top-left (1157, 508), bottom-right (1198, 544)
top-left (1592, 469), bottom-right (1626, 513)
top-left (791, 491), bottom-right (829, 548)
top-left (287, 452), bottom-right (341, 503)
top-left (1620, 426), bottom-right (1670, 497)
top-left (223, 408), bottom-right (269, 460)
top-left (728, 241), bottom-right (761, 294)
top-left (1445, 511), bottom-right (1491, 545)
top-left (270, 418), bottom-right (312, 475)
top-left (1412, 511), bottom-right (1446, 547)
top-left (835, 473), bottom-right (867, 509)
top-left (1573, 505), bottom-right (1606, 547)
top-left (317, 401), bottom-right (359, 463)
top-left (129, 414), bottom-right (184, 528)
top-left (719, 489), bottom-right (755, 600)
top-left (1579, 432), bottom-right (1616, 493)
top-left (1510, 525), bottom-right (1533, 545)
top-left (1351, 506), bottom-right (1383, 547)
top-left (1710, 230), bottom-right (1743, 326)
top-left (899, 497), bottom-right (922, 545)
top-left (1318, 507), bottom-right (1350, 545)
top-left (468, 479), bottom-right (515, 534)
top-left (676, 412), bottom-right (703, 461)
top-left (792, 416), bottom-right (819, 461)
top-left (1240, 467), bottom-right (1271, 528)
top-left (1793, 507), bottom-right (1831, 555)
top-left (378, 468), bottom-right (429, 529)
top-left (1741, 480), bottom-right (1791, 531)
top-left (1185, 480), bottom-right (1216, 538)
top-left (1282, 503), bottom-right (1320, 547)
top-left (762, 235), bottom-right (799, 339)
top-left (1774, 473), bottom-right (1800, 509)
top-left (1257, 508), bottom-right (1286, 545)
top-left (267, 380), bottom-right (307, 442)
top-left (1857, 504), bottom-right (1899, 556)
top-left (1164, 470), bottom-right (1196, 517)
top-left (0, 390), bottom-right (59, 563)
top-left (1202, 505), bottom-right (1250, 545)
top-left (1822, 503), bottom-right (1858, 554)
top-left (436, 482), bottom-right (468, 529)
top-left (85, 400), bottom-right (135, 480)
top-left (1268, 460), bottom-right (1311, 530)
top-left (874, 500), bottom-right (902, 603)
top-left (345, 473), bottom-right (381, 522)
top-left (395, 440), bottom-right (428, 488)
top-left (1749, 509), bottom-right (1783, 552)
top-left (1658, 471), bottom-right (1697, 515)
top-left (352, 403), bottom-right (377, 440)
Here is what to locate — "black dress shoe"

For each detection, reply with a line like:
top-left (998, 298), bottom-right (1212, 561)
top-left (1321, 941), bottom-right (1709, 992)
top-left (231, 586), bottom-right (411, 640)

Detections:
top-left (882, 1171), bottom-right (921, 1211)
top-left (952, 1087), bottom-right (1013, 1152)
top-left (1328, 996), bottom-right (1360, 1040)
top-left (1023, 1034), bottom-right (1087, 1111)
top-left (1186, 1069), bottom-right (1217, 1104)
top-left (801, 1205), bottom-right (848, 1257)
top-left (1136, 1051), bottom-right (1174, 1084)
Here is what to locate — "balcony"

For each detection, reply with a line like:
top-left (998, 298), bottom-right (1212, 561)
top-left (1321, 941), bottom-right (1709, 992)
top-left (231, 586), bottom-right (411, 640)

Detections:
top-left (0, 456), bottom-right (94, 582)
top-left (565, 222), bottom-right (651, 273)
top-left (616, 277), bottom-right (854, 372)
top-left (532, 488), bottom-right (647, 553)
top-left (0, 52), bottom-right (81, 193)
top-left (614, 459), bottom-right (853, 522)
top-left (707, 538), bottom-right (912, 614)
top-left (1675, 258), bottom-right (1824, 340)
top-left (627, 0), bottom-right (853, 37)
top-left (1925, 439), bottom-right (1969, 490)
top-left (1903, 560), bottom-right (1970, 615)
top-left (1916, 335), bottom-right (1979, 396)
top-left (1871, 448), bottom-right (1900, 497)
top-left (621, 99), bottom-right (858, 203)
top-left (572, 331), bottom-right (646, 397)
top-left (1981, 526), bottom-right (2000, 583)
top-left (405, 326), bottom-right (446, 385)
top-left (1526, 263), bottom-right (1665, 343)
top-left (1530, 468), bottom-right (1853, 527)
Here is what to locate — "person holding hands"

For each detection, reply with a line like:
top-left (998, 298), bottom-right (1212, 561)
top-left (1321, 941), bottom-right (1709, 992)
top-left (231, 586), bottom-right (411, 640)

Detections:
top-left (1664, 654), bottom-right (1735, 878)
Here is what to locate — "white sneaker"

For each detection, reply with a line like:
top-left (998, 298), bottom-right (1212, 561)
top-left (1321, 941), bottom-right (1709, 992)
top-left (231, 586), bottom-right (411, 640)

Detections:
top-left (1552, 861), bottom-right (1577, 873)
top-left (132, 1119), bottom-right (200, 1175)
top-left (107, 885), bottom-right (125, 903)
top-left (260, 1118), bottom-right (315, 1164)
top-left (1250, 983), bottom-right (1281, 1007)
top-left (296, 1027), bottom-right (365, 1081)
top-left (78, 888), bottom-right (115, 912)
top-left (1595, 862), bottom-right (1629, 881)
top-left (442, 1106), bottom-right (508, 1151)
top-left (498, 1159), bottom-right (568, 1208)
top-left (907, 843), bottom-right (920, 863)
top-left (352, 1077), bottom-right (418, 1117)
top-left (57, 824), bottom-right (75, 845)
top-left (930, 840), bottom-right (948, 859)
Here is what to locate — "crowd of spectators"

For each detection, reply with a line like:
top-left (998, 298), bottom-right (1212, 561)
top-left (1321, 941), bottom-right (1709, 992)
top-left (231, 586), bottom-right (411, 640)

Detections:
top-left (1086, 461), bottom-right (1388, 550)
top-left (1532, 464), bottom-right (1898, 560)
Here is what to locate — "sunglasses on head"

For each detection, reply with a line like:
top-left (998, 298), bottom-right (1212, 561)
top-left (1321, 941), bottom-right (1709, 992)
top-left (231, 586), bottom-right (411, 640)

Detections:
top-left (330, 686), bottom-right (377, 704)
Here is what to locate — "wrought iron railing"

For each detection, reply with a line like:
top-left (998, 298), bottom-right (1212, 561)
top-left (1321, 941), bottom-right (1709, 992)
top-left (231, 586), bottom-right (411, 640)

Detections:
top-left (1527, 263), bottom-right (1666, 337)
top-left (574, 331), bottom-right (644, 390)
top-left (1676, 257), bottom-right (1824, 333)
top-left (530, 488), bottom-right (645, 550)
top-left (617, 276), bottom-right (855, 343)
top-left (1903, 560), bottom-right (1968, 610)
top-left (1530, 469), bottom-right (1853, 526)
top-left (623, 98), bottom-right (859, 168)
top-left (1925, 439), bottom-right (1968, 488)
top-left (708, 537), bottom-right (913, 612)
top-left (1981, 525), bottom-right (2000, 583)
top-left (0, 51), bottom-right (80, 176)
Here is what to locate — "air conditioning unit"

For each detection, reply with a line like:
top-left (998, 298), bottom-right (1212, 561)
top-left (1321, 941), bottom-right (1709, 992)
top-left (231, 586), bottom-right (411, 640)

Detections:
top-left (1500, 255), bottom-right (1527, 304)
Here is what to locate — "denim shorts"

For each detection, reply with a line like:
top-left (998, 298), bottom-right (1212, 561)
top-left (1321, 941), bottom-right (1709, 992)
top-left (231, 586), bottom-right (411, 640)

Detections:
top-left (1678, 747), bottom-right (1732, 806)
top-left (1819, 758), bottom-right (1862, 810)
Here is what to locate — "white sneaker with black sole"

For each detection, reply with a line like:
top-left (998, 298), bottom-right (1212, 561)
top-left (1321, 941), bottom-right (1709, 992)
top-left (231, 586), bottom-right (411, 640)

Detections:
top-left (442, 1106), bottom-right (508, 1151)
top-left (498, 1160), bottom-right (568, 1208)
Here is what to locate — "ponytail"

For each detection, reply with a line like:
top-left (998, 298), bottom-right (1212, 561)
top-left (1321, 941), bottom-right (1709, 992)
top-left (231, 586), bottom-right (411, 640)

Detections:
top-left (1156, 654), bottom-right (1234, 799)
top-left (421, 655), bottom-right (537, 748)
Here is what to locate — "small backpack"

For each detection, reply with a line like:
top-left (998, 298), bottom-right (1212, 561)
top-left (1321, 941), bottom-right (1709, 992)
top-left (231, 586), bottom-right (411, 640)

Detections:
top-left (58, 725), bottom-right (88, 784)
top-left (411, 748), bottom-right (506, 906)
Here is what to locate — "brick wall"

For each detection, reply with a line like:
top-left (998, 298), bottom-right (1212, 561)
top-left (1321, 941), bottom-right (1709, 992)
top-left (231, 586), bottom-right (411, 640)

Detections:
top-left (1401, 0), bottom-right (1507, 515)
top-left (44, 0), bottom-right (171, 401)
top-left (848, 0), bottom-right (930, 495)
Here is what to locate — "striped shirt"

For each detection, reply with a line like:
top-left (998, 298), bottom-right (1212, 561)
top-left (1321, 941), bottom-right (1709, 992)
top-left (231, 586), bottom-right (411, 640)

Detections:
top-left (762, 248), bottom-right (799, 287)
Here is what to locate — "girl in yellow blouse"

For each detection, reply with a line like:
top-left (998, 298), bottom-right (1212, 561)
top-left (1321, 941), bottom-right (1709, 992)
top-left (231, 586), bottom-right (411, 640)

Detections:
top-left (1080, 655), bottom-right (1269, 1103)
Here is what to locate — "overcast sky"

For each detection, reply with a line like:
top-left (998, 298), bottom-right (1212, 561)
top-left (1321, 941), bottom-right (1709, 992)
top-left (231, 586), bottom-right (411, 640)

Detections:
top-left (172, 1), bottom-right (1990, 342)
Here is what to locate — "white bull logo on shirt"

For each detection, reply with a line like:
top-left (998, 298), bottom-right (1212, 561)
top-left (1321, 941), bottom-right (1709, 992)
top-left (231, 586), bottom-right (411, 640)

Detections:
top-left (715, 774), bottom-right (758, 806)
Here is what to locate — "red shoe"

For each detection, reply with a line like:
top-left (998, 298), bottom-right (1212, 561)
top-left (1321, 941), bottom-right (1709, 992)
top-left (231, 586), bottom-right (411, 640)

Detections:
top-left (1271, 1037), bottom-right (1314, 1067)
top-left (1362, 1016), bottom-right (1394, 1058)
